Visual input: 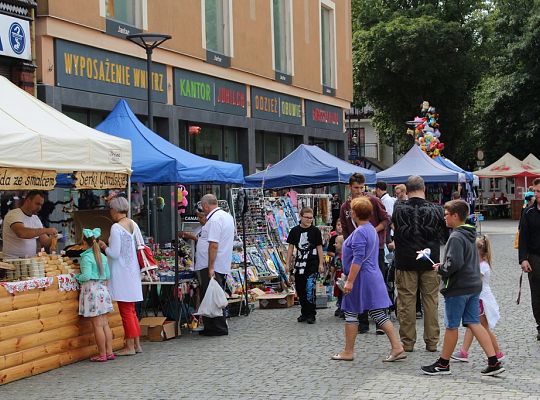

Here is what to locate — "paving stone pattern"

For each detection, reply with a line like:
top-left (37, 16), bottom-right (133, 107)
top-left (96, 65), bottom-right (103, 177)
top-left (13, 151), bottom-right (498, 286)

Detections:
top-left (2, 220), bottom-right (540, 399)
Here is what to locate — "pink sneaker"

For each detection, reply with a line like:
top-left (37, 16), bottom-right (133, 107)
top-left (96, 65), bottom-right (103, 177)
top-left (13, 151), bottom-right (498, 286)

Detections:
top-left (450, 349), bottom-right (469, 362)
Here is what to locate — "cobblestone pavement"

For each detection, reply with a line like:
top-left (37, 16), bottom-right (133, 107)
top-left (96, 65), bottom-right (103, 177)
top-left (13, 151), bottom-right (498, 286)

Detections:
top-left (3, 219), bottom-right (540, 399)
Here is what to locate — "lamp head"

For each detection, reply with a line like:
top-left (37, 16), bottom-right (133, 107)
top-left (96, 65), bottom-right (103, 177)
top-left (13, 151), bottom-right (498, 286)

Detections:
top-left (126, 33), bottom-right (172, 51)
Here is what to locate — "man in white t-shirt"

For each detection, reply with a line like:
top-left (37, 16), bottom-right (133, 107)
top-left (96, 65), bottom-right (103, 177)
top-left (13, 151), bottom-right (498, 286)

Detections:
top-left (2, 191), bottom-right (57, 258)
top-left (375, 181), bottom-right (396, 217)
top-left (195, 194), bottom-right (235, 336)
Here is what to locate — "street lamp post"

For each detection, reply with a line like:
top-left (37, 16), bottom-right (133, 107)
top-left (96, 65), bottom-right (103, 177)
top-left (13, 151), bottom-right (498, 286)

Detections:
top-left (126, 33), bottom-right (171, 131)
top-left (126, 33), bottom-right (171, 241)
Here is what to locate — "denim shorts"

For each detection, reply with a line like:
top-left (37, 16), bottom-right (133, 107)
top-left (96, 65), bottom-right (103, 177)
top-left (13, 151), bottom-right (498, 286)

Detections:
top-left (444, 293), bottom-right (481, 329)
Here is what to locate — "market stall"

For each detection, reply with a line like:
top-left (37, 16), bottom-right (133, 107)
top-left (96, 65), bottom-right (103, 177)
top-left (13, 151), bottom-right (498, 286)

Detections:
top-left (239, 145), bottom-right (377, 308)
top-left (474, 152), bottom-right (540, 219)
top-left (93, 99), bottom-right (245, 325)
top-left (0, 76), bottom-right (132, 384)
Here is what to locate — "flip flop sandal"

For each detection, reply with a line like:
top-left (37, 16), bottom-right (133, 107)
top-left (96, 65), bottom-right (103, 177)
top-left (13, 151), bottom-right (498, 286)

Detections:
top-left (383, 351), bottom-right (407, 362)
top-left (331, 353), bottom-right (354, 361)
top-left (90, 355), bottom-right (108, 362)
top-left (106, 353), bottom-right (116, 360)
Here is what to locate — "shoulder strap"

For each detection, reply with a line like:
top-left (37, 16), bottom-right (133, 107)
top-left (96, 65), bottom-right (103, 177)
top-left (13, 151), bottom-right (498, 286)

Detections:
top-left (131, 220), bottom-right (144, 247)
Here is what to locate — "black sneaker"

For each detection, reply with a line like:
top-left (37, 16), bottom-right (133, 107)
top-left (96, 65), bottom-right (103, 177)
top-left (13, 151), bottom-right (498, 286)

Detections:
top-left (358, 326), bottom-right (369, 334)
top-left (334, 308), bottom-right (341, 317)
top-left (306, 316), bottom-right (316, 324)
top-left (481, 362), bottom-right (505, 376)
top-left (376, 328), bottom-right (385, 335)
top-left (421, 361), bottom-right (451, 375)
top-left (297, 315), bottom-right (307, 322)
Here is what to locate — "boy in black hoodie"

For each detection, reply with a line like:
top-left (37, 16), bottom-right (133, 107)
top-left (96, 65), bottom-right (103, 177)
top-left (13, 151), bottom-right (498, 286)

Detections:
top-left (421, 200), bottom-right (505, 376)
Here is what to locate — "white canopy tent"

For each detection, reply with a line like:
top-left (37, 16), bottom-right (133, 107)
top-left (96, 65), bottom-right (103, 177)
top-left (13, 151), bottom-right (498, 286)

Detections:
top-left (0, 76), bottom-right (131, 175)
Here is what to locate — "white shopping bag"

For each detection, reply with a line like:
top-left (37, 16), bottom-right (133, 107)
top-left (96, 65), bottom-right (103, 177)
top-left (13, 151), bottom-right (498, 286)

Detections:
top-left (195, 277), bottom-right (229, 317)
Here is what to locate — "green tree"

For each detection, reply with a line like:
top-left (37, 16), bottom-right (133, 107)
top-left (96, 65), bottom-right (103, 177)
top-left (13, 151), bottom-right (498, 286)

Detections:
top-left (470, 0), bottom-right (540, 163)
top-left (352, 0), bottom-right (488, 165)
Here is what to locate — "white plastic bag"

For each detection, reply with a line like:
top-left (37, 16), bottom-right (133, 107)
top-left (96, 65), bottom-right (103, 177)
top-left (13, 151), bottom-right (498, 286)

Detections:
top-left (195, 277), bottom-right (228, 317)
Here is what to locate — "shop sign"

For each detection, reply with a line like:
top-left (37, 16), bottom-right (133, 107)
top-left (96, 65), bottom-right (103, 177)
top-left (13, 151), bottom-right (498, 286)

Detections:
top-left (174, 68), bottom-right (246, 116)
top-left (55, 39), bottom-right (167, 103)
top-left (105, 19), bottom-right (142, 39)
top-left (74, 171), bottom-right (128, 189)
top-left (305, 100), bottom-right (343, 132)
top-left (251, 87), bottom-right (302, 125)
top-left (0, 14), bottom-right (31, 60)
top-left (0, 168), bottom-right (56, 190)
top-left (206, 50), bottom-right (231, 68)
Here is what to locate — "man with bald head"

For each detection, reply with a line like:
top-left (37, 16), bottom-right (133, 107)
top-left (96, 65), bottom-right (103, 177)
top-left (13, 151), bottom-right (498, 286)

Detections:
top-left (195, 194), bottom-right (235, 336)
top-left (392, 176), bottom-right (447, 352)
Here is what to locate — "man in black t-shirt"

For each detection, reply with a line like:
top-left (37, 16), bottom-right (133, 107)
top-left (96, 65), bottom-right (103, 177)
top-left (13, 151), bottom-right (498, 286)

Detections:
top-left (286, 207), bottom-right (324, 324)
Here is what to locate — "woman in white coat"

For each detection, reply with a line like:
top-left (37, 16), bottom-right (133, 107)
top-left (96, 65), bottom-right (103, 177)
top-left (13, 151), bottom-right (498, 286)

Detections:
top-left (99, 196), bottom-right (143, 356)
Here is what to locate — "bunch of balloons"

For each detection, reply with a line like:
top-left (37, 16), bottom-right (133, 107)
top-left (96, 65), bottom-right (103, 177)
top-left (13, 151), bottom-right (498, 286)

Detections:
top-left (406, 101), bottom-right (445, 158)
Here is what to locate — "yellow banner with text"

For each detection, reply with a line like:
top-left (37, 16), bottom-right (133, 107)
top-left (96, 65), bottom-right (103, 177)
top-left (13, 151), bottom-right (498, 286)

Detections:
top-left (74, 171), bottom-right (128, 189)
top-left (0, 168), bottom-right (56, 190)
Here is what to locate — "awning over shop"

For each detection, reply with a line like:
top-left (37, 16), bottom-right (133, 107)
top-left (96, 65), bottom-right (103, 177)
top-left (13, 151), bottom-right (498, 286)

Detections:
top-left (376, 145), bottom-right (462, 184)
top-left (244, 144), bottom-right (376, 189)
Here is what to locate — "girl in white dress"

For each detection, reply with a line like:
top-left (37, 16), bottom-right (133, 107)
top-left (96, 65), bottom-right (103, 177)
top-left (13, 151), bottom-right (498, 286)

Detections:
top-left (99, 196), bottom-right (143, 356)
top-left (451, 235), bottom-right (504, 362)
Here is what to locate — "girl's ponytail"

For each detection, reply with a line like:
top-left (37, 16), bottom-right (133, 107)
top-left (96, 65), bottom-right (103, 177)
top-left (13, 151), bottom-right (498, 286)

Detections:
top-left (82, 228), bottom-right (104, 278)
top-left (476, 235), bottom-right (493, 267)
top-left (92, 240), bottom-right (104, 277)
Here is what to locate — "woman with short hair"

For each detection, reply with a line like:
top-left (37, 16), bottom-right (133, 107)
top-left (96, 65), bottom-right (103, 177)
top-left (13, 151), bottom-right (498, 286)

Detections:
top-left (332, 196), bottom-right (405, 362)
top-left (99, 196), bottom-right (143, 356)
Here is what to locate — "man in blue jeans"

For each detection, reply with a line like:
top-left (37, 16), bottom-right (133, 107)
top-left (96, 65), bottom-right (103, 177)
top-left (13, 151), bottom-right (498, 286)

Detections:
top-left (421, 200), bottom-right (505, 376)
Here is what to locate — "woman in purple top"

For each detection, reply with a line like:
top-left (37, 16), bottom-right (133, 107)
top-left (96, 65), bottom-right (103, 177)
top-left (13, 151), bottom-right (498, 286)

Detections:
top-left (332, 197), bottom-right (406, 362)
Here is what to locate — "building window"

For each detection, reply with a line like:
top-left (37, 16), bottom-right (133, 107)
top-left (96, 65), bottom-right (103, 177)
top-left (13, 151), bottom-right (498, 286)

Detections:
top-left (320, 0), bottom-right (336, 89)
top-left (256, 131), bottom-right (302, 169)
top-left (105, 0), bottom-right (144, 28)
top-left (204, 0), bottom-right (232, 56)
top-left (272, 0), bottom-right (293, 75)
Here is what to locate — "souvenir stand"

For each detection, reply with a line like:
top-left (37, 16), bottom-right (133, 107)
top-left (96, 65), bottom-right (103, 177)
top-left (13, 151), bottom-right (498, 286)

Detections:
top-left (242, 144), bottom-right (376, 307)
top-left (94, 100), bottom-right (245, 331)
top-left (0, 77), bottom-right (132, 384)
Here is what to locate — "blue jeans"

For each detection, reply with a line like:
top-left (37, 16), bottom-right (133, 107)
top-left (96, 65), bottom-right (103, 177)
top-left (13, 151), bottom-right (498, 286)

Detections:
top-left (444, 293), bottom-right (480, 329)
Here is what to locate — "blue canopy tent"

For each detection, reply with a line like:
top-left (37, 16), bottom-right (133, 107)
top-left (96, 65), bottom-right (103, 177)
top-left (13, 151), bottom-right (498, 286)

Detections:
top-left (244, 144), bottom-right (376, 189)
top-left (96, 99), bottom-right (244, 185)
top-left (376, 145), bottom-right (462, 183)
top-left (434, 156), bottom-right (474, 183)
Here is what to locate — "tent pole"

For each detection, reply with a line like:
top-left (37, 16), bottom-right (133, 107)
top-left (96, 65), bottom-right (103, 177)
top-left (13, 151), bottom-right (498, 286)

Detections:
top-left (241, 191), bottom-right (249, 316)
top-left (127, 176), bottom-right (132, 218)
top-left (174, 185), bottom-right (180, 336)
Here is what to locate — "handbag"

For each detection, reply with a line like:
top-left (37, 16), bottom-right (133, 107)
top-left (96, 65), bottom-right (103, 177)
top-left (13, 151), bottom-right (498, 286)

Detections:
top-left (133, 223), bottom-right (158, 281)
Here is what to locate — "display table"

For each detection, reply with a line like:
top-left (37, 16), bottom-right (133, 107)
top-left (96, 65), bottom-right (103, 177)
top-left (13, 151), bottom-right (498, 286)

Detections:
top-left (482, 203), bottom-right (510, 218)
top-left (0, 275), bottom-right (124, 385)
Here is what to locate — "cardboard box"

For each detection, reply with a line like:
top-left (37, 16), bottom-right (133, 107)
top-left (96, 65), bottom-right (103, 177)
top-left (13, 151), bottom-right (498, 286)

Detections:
top-left (258, 293), bottom-right (294, 309)
top-left (139, 317), bottom-right (178, 341)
